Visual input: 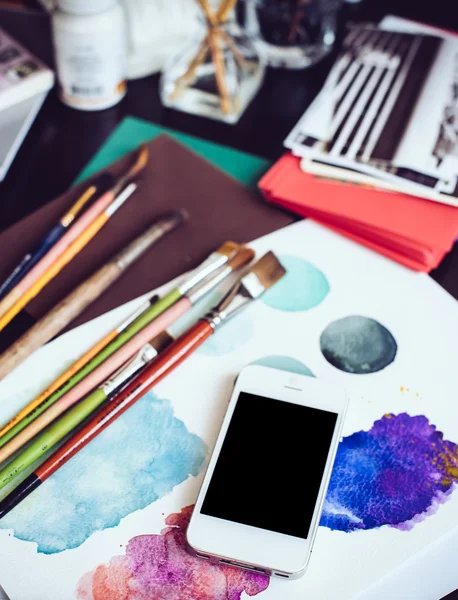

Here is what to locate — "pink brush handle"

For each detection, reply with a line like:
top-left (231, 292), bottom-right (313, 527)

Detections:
top-left (0, 190), bottom-right (116, 317)
top-left (0, 297), bottom-right (191, 463)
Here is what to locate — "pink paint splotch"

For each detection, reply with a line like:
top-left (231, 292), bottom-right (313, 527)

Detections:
top-left (77, 505), bottom-right (269, 600)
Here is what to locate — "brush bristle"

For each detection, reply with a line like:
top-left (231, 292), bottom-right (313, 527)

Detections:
top-left (150, 331), bottom-right (174, 354)
top-left (217, 241), bottom-right (240, 259)
top-left (131, 144), bottom-right (149, 175)
top-left (114, 145), bottom-right (149, 193)
top-left (247, 251), bottom-right (286, 290)
top-left (228, 247), bottom-right (255, 272)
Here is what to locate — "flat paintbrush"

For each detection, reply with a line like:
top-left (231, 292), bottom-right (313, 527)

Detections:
top-left (0, 210), bottom-right (186, 380)
top-left (0, 251), bottom-right (286, 498)
top-left (0, 247), bottom-right (254, 463)
top-left (0, 145), bottom-right (149, 323)
top-left (0, 240), bottom-right (240, 450)
top-left (0, 172), bottom-right (114, 301)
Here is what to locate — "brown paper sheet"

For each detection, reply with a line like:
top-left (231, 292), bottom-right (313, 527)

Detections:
top-left (0, 135), bottom-right (293, 346)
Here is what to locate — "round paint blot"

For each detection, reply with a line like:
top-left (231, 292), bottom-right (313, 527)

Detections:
top-left (261, 255), bottom-right (330, 312)
top-left (320, 315), bottom-right (397, 374)
top-left (250, 355), bottom-right (315, 377)
top-left (198, 315), bottom-right (254, 356)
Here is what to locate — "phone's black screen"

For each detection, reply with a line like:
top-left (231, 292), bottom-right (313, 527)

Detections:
top-left (201, 392), bottom-right (338, 539)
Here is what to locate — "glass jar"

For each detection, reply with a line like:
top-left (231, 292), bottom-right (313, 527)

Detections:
top-left (236, 0), bottom-right (344, 69)
top-left (160, 17), bottom-right (265, 124)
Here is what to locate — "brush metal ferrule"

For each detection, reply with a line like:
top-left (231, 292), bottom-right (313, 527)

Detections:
top-left (102, 344), bottom-right (157, 396)
top-left (239, 271), bottom-right (266, 299)
top-left (186, 264), bottom-right (232, 305)
top-left (177, 252), bottom-right (230, 296)
top-left (205, 294), bottom-right (251, 329)
top-left (117, 293), bottom-right (159, 333)
top-left (105, 183), bottom-right (137, 217)
top-left (203, 271), bottom-right (265, 329)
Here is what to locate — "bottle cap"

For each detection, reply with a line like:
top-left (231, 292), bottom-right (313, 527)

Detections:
top-left (56, 0), bottom-right (117, 15)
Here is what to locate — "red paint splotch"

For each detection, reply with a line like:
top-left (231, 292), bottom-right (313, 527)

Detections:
top-left (77, 505), bottom-right (270, 600)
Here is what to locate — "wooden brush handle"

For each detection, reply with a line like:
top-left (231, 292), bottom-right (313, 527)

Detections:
top-left (0, 262), bottom-right (121, 380)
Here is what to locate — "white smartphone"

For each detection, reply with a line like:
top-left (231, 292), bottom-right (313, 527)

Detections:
top-left (186, 364), bottom-right (348, 580)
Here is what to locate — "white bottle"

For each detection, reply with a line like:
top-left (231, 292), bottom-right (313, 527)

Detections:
top-left (52, 0), bottom-right (127, 110)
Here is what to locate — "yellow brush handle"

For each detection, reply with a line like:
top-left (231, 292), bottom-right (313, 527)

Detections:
top-left (60, 185), bottom-right (97, 227)
top-left (0, 212), bottom-right (109, 333)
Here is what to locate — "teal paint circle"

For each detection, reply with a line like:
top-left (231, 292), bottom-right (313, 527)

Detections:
top-left (261, 255), bottom-right (330, 312)
top-left (250, 355), bottom-right (315, 377)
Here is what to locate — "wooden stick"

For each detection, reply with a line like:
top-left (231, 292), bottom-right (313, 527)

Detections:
top-left (208, 27), bottom-right (231, 114)
top-left (169, 36), bottom-right (210, 101)
top-left (216, 0), bottom-right (238, 23)
top-left (196, 0), bottom-right (215, 24)
top-left (219, 28), bottom-right (256, 71)
top-left (181, 0), bottom-right (235, 116)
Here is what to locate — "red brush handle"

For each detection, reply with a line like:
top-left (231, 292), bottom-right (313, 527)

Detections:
top-left (36, 320), bottom-right (214, 481)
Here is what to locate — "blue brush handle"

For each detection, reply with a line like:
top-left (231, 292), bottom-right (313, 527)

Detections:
top-left (0, 223), bottom-right (65, 301)
top-left (0, 173), bottom-right (114, 302)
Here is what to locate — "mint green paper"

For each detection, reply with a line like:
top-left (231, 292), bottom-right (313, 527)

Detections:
top-left (75, 116), bottom-right (270, 188)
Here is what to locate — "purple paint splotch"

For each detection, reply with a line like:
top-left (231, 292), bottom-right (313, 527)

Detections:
top-left (77, 506), bottom-right (269, 600)
top-left (321, 413), bottom-right (458, 532)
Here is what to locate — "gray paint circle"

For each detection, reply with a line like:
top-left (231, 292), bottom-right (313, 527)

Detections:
top-left (320, 315), bottom-right (397, 374)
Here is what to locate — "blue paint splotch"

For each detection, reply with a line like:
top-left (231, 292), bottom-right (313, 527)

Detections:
top-left (0, 392), bottom-right (208, 554)
top-left (321, 413), bottom-right (458, 532)
top-left (320, 315), bottom-right (397, 374)
top-left (262, 255), bottom-right (330, 312)
top-left (250, 355), bottom-right (315, 377)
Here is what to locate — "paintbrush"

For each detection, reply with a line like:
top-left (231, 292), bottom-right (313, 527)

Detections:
top-left (0, 183), bottom-right (139, 333)
top-left (0, 210), bottom-right (186, 379)
top-left (0, 173), bottom-right (114, 302)
top-left (0, 241), bottom-right (241, 450)
top-left (0, 251), bottom-right (285, 498)
top-left (0, 247), bottom-right (254, 463)
top-left (0, 331), bottom-right (174, 493)
top-left (0, 145), bottom-right (149, 322)
top-left (0, 292), bottom-right (160, 446)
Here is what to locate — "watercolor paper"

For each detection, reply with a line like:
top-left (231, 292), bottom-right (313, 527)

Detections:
top-left (0, 220), bottom-right (457, 600)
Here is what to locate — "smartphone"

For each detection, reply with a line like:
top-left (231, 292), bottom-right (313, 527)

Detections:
top-left (186, 364), bottom-right (348, 579)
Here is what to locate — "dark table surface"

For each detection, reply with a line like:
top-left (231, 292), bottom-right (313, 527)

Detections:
top-left (0, 2), bottom-right (457, 599)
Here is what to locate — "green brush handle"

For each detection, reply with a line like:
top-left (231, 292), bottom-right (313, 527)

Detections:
top-left (0, 387), bottom-right (109, 489)
top-left (0, 289), bottom-right (181, 450)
